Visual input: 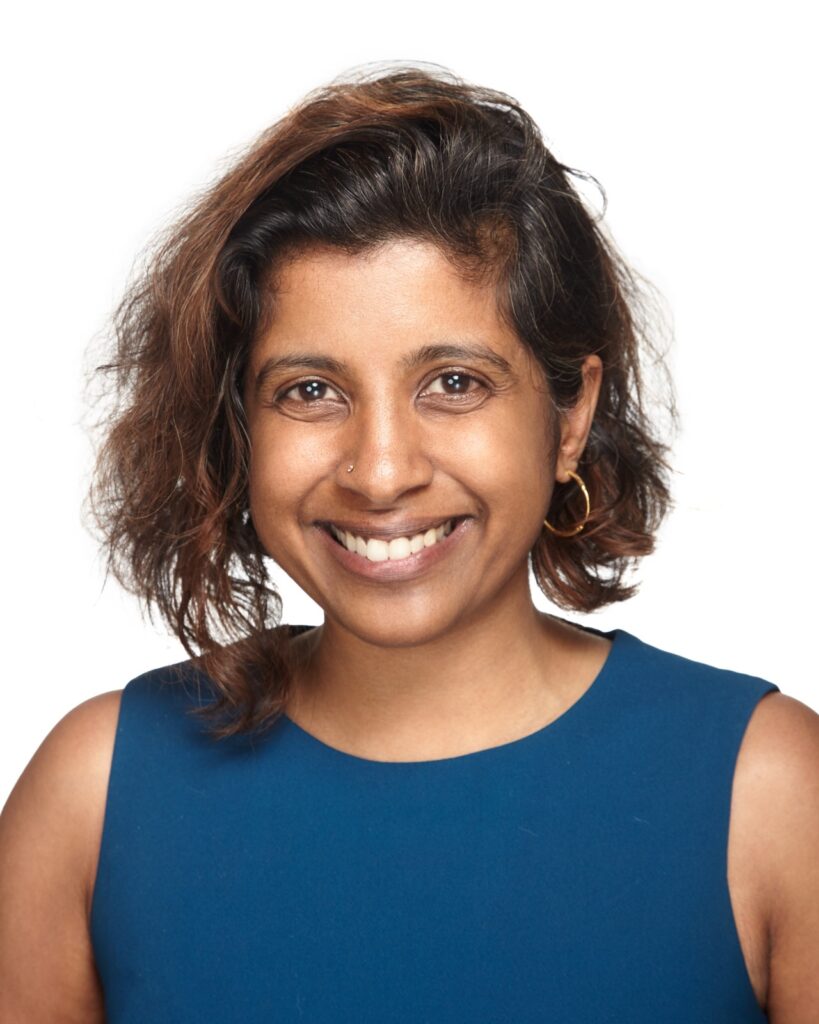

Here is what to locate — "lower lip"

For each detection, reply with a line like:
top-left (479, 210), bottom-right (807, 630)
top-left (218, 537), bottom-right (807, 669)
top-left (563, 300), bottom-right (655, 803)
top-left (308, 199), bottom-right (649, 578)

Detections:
top-left (313, 517), bottom-right (475, 582)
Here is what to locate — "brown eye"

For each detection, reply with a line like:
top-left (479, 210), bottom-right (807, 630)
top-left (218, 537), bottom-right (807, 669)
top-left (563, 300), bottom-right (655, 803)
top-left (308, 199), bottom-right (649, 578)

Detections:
top-left (277, 379), bottom-right (342, 404)
top-left (423, 371), bottom-right (486, 397)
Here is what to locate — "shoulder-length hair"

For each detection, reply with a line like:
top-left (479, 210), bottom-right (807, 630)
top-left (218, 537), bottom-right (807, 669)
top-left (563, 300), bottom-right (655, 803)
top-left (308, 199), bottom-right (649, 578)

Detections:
top-left (83, 62), bottom-right (678, 741)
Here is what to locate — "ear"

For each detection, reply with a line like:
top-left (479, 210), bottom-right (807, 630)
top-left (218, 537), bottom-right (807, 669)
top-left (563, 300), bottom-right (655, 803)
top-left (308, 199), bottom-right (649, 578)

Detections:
top-left (555, 355), bottom-right (603, 482)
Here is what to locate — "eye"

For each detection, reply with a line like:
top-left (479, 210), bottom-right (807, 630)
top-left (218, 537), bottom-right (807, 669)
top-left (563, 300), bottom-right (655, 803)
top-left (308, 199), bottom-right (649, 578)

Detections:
top-left (270, 370), bottom-right (488, 410)
top-left (275, 379), bottom-right (343, 405)
top-left (422, 370), bottom-right (487, 399)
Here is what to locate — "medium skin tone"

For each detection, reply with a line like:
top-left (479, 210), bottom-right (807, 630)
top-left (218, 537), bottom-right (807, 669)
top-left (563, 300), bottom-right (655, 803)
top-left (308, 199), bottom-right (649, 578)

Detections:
top-left (2, 240), bottom-right (818, 1023)
top-left (242, 236), bottom-right (609, 762)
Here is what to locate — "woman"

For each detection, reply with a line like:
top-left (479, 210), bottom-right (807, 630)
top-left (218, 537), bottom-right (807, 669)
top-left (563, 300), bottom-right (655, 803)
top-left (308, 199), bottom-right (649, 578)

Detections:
top-left (1, 64), bottom-right (816, 1023)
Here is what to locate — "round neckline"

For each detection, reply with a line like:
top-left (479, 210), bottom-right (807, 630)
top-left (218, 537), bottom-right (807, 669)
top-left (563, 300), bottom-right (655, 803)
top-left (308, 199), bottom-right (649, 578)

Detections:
top-left (279, 624), bottom-right (628, 767)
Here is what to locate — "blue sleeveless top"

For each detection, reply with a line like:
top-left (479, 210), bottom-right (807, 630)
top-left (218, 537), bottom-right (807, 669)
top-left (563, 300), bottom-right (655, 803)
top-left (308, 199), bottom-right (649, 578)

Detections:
top-left (90, 624), bottom-right (779, 1022)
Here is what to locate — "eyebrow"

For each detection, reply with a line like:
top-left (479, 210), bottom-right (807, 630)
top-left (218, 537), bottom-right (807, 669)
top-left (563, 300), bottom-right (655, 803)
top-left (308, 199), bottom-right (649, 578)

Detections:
top-left (253, 342), bottom-right (515, 397)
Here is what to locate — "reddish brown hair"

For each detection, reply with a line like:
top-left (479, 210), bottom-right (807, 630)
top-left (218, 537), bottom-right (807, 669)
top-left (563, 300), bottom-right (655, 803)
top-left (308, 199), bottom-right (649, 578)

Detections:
top-left (83, 62), bottom-right (678, 740)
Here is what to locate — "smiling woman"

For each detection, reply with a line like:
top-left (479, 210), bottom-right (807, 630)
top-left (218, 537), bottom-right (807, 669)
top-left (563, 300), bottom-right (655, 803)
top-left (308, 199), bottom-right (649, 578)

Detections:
top-left (242, 237), bottom-right (605, 628)
top-left (77, 66), bottom-right (677, 738)
top-left (2, 61), bottom-right (818, 1024)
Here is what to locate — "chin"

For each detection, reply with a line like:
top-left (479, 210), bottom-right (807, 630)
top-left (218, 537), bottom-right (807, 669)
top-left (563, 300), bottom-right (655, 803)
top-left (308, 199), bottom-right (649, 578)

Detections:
top-left (325, 604), bottom-right (469, 650)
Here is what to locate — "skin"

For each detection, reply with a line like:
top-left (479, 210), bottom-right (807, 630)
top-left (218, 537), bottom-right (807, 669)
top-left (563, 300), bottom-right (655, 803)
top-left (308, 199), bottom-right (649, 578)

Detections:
top-left (242, 236), bottom-right (610, 762)
top-left (1, 236), bottom-right (818, 1021)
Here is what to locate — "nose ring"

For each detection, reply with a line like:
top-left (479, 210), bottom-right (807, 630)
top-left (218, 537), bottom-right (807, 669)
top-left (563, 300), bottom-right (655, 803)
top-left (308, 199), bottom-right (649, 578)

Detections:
top-left (347, 463), bottom-right (354, 473)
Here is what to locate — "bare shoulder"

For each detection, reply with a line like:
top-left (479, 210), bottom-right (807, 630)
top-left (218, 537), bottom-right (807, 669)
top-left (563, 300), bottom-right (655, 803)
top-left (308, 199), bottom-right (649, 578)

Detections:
top-left (0, 689), bottom-right (123, 1023)
top-left (734, 690), bottom-right (819, 1022)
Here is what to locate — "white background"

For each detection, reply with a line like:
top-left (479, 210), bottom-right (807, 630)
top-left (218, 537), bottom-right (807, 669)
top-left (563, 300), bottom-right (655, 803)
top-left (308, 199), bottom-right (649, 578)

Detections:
top-left (2, 1), bottom-right (816, 806)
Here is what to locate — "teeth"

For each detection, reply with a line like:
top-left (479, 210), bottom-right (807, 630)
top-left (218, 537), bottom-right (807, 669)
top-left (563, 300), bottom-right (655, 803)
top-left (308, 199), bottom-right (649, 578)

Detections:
top-left (329, 518), bottom-right (457, 562)
top-left (387, 536), bottom-right (411, 560)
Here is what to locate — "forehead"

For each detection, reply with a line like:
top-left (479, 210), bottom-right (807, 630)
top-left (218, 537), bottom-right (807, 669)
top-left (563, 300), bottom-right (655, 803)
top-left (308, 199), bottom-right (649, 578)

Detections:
top-left (272, 236), bottom-right (485, 302)
top-left (255, 238), bottom-right (528, 366)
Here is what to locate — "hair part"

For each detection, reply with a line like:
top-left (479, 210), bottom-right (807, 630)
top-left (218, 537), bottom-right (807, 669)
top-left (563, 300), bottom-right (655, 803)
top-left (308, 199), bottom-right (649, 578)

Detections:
top-left (82, 61), bottom-right (679, 741)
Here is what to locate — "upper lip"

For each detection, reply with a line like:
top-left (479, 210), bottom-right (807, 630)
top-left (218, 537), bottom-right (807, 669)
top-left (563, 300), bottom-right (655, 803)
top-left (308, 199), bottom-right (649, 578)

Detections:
top-left (317, 516), bottom-right (467, 541)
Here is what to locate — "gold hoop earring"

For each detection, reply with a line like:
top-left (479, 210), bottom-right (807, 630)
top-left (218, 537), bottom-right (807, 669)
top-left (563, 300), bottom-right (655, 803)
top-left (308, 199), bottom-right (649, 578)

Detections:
top-left (543, 470), bottom-right (590, 538)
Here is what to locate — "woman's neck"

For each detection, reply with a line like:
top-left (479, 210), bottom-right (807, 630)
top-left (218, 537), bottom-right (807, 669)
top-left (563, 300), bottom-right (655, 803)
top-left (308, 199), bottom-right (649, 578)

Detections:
top-left (284, 595), bottom-right (610, 763)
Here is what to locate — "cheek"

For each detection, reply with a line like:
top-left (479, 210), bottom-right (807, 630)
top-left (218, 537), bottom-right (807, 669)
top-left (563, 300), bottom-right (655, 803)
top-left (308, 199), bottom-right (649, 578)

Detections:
top-left (474, 399), bottom-right (552, 475)
top-left (447, 415), bottom-right (552, 522)
top-left (247, 427), bottom-right (330, 526)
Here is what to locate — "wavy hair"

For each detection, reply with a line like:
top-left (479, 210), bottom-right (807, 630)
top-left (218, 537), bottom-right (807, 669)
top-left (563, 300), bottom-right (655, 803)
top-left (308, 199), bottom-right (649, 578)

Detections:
top-left (83, 61), bottom-right (679, 741)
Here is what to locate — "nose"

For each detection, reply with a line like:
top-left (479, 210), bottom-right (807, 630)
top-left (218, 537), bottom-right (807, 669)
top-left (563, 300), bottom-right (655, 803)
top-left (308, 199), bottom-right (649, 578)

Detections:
top-left (336, 396), bottom-right (434, 504)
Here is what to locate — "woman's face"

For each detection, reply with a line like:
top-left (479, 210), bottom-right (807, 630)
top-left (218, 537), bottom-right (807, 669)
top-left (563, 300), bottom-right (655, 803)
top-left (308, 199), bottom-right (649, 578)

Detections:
top-left (243, 236), bottom-right (597, 647)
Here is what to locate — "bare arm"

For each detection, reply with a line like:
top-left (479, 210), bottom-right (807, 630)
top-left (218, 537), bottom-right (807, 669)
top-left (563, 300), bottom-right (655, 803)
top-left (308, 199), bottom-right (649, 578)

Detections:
top-left (743, 692), bottom-right (819, 1023)
top-left (0, 690), bottom-right (122, 1023)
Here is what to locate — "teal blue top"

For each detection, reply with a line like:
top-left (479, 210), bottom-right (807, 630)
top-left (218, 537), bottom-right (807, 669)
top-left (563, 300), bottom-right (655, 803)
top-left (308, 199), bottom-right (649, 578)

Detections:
top-left (90, 623), bottom-right (778, 1022)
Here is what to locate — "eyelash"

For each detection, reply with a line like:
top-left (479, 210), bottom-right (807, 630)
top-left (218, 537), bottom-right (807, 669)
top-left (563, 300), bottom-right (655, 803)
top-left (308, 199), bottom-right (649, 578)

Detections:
top-left (272, 370), bottom-right (488, 407)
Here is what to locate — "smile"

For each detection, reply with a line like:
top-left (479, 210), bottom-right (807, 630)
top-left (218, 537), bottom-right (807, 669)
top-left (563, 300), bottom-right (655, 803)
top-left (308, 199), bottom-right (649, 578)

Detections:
top-left (314, 515), bottom-right (474, 582)
top-left (326, 518), bottom-right (458, 562)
